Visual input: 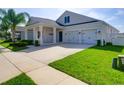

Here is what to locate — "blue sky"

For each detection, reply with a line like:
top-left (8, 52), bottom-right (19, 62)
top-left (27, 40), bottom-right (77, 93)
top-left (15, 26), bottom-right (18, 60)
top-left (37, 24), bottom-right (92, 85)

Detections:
top-left (14, 8), bottom-right (124, 32)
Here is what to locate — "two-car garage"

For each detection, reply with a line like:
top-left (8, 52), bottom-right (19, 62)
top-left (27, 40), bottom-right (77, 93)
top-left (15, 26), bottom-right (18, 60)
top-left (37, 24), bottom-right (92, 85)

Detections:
top-left (64, 31), bottom-right (79, 43)
top-left (63, 29), bottom-right (97, 44)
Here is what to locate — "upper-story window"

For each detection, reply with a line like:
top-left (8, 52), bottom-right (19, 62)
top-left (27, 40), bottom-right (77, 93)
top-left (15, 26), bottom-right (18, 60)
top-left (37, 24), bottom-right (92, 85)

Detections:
top-left (64, 16), bottom-right (70, 23)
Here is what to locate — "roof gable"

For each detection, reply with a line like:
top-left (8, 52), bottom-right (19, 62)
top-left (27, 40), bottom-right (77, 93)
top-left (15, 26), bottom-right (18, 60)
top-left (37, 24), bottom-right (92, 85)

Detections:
top-left (56, 11), bottom-right (99, 26)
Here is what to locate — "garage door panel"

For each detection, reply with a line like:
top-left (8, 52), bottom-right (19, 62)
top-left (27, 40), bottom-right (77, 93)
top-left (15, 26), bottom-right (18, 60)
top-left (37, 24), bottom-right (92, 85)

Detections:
top-left (64, 31), bottom-right (79, 43)
top-left (81, 29), bottom-right (97, 44)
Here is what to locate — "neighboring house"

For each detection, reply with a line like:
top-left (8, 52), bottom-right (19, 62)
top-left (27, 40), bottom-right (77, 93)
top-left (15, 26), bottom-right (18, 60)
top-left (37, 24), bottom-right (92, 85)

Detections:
top-left (20, 11), bottom-right (120, 46)
top-left (112, 33), bottom-right (124, 46)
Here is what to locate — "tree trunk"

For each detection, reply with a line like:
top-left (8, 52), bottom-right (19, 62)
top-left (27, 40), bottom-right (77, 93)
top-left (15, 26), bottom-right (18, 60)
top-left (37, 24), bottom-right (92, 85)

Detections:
top-left (11, 29), bottom-right (16, 43)
top-left (5, 30), bottom-right (8, 40)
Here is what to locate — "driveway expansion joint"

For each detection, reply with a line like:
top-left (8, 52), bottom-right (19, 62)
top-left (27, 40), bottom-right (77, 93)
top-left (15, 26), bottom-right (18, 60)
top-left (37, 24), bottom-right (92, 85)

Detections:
top-left (1, 53), bottom-right (23, 73)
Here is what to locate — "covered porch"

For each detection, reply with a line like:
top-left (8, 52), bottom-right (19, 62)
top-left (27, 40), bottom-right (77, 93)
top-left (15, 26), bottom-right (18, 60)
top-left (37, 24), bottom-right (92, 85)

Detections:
top-left (25, 24), bottom-right (63, 45)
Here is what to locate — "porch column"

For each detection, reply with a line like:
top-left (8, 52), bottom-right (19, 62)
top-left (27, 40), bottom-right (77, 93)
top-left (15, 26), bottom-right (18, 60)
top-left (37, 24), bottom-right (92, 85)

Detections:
top-left (100, 30), bottom-right (104, 46)
top-left (25, 28), bottom-right (27, 40)
top-left (33, 27), bottom-right (36, 42)
top-left (39, 26), bottom-right (43, 45)
top-left (101, 35), bottom-right (104, 46)
top-left (53, 27), bottom-right (56, 43)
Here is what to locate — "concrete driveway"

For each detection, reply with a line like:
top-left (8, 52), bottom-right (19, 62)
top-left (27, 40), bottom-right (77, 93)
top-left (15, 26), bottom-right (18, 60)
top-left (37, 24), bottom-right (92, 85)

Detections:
top-left (0, 44), bottom-right (93, 85)
top-left (19, 43), bottom-right (93, 64)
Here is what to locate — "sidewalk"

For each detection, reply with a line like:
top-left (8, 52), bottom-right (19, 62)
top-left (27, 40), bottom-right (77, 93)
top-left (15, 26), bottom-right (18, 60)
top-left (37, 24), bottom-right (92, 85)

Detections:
top-left (0, 54), bottom-right (21, 83)
top-left (0, 46), bottom-right (87, 85)
top-left (0, 45), bottom-right (11, 53)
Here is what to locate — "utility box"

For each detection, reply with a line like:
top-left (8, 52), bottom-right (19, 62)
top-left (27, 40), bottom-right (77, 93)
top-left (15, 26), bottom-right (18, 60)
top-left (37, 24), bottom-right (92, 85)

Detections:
top-left (112, 58), bottom-right (117, 69)
top-left (118, 55), bottom-right (124, 70)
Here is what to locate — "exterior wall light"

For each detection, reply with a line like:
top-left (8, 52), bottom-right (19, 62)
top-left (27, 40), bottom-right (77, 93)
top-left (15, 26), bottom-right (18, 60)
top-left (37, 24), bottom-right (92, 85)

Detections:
top-left (97, 30), bottom-right (101, 34)
top-left (79, 32), bottom-right (81, 34)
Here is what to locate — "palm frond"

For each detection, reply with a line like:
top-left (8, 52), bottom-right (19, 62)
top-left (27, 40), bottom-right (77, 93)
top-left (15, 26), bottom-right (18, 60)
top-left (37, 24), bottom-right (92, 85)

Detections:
top-left (0, 8), bottom-right (7, 16)
top-left (7, 9), bottom-right (16, 23)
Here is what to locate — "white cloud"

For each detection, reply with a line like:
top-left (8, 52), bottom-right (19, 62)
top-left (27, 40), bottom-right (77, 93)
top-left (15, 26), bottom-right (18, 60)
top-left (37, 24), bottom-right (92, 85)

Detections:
top-left (106, 16), bottom-right (117, 22)
top-left (114, 24), bottom-right (124, 32)
top-left (116, 10), bottom-right (124, 16)
top-left (116, 25), bottom-right (123, 28)
top-left (85, 10), bottom-right (118, 23)
top-left (86, 11), bottom-right (107, 20)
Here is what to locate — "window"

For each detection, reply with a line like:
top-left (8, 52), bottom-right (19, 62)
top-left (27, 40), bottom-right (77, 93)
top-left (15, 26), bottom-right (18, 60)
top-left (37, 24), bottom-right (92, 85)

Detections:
top-left (67, 16), bottom-right (70, 23)
top-left (64, 16), bottom-right (70, 23)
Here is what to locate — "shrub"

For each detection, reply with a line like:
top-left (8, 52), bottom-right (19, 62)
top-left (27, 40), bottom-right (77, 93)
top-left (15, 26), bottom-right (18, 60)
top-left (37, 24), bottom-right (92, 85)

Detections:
top-left (17, 38), bottom-right (21, 41)
top-left (103, 40), bottom-right (106, 46)
top-left (106, 42), bottom-right (112, 45)
top-left (3, 39), bottom-right (12, 43)
top-left (34, 40), bottom-right (40, 46)
top-left (20, 40), bottom-right (33, 45)
top-left (9, 42), bottom-right (17, 46)
top-left (9, 42), bottom-right (28, 47)
top-left (18, 42), bottom-right (28, 47)
top-left (97, 40), bottom-right (101, 46)
top-left (97, 40), bottom-right (106, 46)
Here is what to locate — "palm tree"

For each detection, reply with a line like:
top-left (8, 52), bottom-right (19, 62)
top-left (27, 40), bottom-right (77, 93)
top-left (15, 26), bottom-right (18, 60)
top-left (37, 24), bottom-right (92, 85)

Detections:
top-left (0, 9), bottom-right (9, 40)
top-left (0, 9), bottom-right (30, 42)
top-left (0, 16), bottom-right (10, 40)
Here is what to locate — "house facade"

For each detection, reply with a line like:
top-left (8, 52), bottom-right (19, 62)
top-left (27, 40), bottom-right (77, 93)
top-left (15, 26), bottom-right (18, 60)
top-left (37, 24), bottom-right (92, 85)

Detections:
top-left (18, 11), bottom-right (119, 46)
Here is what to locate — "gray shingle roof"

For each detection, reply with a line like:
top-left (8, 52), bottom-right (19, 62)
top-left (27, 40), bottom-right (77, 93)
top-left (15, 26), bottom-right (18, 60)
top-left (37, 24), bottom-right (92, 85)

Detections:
top-left (27, 17), bottom-right (61, 27)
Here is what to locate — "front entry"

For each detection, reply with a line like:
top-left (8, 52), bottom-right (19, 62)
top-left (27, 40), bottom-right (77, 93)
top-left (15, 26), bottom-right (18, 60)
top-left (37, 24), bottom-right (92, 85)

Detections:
top-left (59, 31), bottom-right (63, 42)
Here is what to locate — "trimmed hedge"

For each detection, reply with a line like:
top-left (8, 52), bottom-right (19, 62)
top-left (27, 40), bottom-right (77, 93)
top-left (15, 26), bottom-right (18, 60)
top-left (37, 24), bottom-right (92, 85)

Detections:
top-left (103, 40), bottom-right (106, 46)
top-left (97, 40), bottom-right (106, 46)
top-left (34, 40), bottom-right (40, 46)
top-left (3, 39), bottom-right (12, 43)
top-left (20, 40), bottom-right (33, 45)
top-left (106, 42), bottom-right (112, 45)
top-left (97, 40), bottom-right (101, 46)
top-left (9, 42), bottom-right (28, 47)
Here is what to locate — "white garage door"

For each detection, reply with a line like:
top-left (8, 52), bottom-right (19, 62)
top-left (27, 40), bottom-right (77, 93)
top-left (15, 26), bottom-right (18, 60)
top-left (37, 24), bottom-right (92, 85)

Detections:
top-left (64, 31), bottom-right (79, 43)
top-left (64, 29), bottom-right (97, 44)
top-left (81, 29), bottom-right (97, 44)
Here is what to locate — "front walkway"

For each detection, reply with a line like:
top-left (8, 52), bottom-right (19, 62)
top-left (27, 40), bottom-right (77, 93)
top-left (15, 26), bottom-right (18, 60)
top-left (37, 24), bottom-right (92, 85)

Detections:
top-left (0, 44), bottom-right (93, 85)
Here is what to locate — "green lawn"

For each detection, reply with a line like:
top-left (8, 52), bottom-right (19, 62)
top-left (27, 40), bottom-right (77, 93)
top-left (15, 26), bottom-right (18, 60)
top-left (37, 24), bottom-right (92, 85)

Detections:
top-left (1, 73), bottom-right (36, 85)
top-left (49, 45), bottom-right (124, 85)
top-left (0, 40), bottom-right (27, 51)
